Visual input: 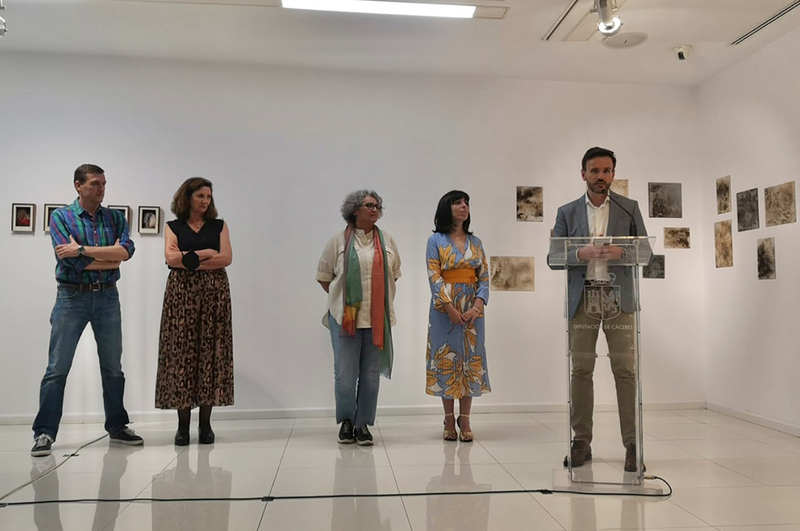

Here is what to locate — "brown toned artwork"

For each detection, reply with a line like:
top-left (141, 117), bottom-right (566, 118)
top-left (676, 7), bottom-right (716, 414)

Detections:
top-left (714, 220), bottom-right (733, 268)
top-left (757, 237), bottom-right (776, 280)
top-left (516, 186), bottom-right (543, 222)
top-left (764, 182), bottom-right (796, 227)
top-left (490, 256), bottom-right (535, 291)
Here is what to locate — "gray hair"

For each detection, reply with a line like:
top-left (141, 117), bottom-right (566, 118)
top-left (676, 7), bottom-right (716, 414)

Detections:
top-left (340, 189), bottom-right (384, 224)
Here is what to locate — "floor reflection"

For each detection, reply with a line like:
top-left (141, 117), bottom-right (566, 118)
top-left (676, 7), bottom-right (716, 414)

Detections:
top-left (151, 446), bottom-right (233, 531)
top-left (95, 445), bottom-right (142, 530)
top-left (567, 469), bottom-right (645, 530)
top-left (30, 455), bottom-right (63, 531)
top-left (31, 444), bottom-right (142, 531)
top-left (331, 445), bottom-right (391, 531)
top-left (425, 443), bottom-right (490, 531)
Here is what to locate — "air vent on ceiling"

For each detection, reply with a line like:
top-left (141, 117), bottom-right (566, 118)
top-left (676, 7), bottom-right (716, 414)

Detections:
top-left (731, 0), bottom-right (800, 45)
top-left (474, 5), bottom-right (507, 19)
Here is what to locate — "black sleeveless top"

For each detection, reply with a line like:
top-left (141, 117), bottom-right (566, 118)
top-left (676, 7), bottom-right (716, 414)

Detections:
top-left (168, 219), bottom-right (224, 252)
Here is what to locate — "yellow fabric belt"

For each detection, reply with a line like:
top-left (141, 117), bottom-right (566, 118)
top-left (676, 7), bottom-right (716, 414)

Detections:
top-left (441, 269), bottom-right (477, 284)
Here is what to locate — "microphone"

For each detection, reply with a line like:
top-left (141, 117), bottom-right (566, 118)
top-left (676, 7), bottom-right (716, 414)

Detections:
top-left (601, 188), bottom-right (638, 237)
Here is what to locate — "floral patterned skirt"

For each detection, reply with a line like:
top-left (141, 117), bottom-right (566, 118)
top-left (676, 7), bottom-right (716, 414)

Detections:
top-left (426, 281), bottom-right (490, 398)
top-left (155, 268), bottom-right (234, 409)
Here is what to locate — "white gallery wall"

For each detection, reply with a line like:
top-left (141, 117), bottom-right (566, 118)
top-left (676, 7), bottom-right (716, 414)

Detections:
top-left (699, 24), bottom-right (800, 432)
top-left (1, 50), bottom-right (709, 425)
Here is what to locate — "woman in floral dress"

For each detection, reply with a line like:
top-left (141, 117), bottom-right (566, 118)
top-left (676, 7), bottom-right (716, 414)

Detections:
top-left (426, 190), bottom-right (490, 442)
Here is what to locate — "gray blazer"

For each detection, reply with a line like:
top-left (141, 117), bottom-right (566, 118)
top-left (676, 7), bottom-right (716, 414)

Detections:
top-left (547, 192), bottom-right (649, 320)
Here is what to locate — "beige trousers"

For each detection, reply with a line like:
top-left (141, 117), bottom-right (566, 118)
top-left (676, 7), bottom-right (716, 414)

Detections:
top-left (569, 289), bottom-right (637, 446)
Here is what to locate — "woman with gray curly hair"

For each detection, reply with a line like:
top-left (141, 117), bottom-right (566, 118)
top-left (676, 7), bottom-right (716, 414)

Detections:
top-left (316, 190), bottom-right (402, 445)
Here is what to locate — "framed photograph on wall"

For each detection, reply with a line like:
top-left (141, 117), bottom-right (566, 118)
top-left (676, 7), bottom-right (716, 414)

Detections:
top-left (138, 206), bottom-right (161, 235)
top-left (43, 204), bottom-right (66, 233)
top-left (12, 203), bottom-right (36, 233)
top-left (108, 205), bottom-right (131, 227)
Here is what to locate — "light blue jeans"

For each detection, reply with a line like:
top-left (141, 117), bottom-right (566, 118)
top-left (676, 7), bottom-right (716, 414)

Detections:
top-left (327, 313), bottom-right (381, 427)
top-left (33, 285), bottom-right (130, 440)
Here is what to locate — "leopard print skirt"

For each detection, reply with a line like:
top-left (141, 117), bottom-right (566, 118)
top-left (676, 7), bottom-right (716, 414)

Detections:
top-left (155, 268), bottom-right (234, 409)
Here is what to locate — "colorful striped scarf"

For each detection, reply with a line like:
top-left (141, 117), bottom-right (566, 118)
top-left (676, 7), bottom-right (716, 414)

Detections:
top-left (341, 224), bottom-right (394, 378)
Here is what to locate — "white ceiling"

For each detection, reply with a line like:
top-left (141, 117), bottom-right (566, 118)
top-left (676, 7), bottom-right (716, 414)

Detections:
top-left (1, 0), bottom-right (799, 86)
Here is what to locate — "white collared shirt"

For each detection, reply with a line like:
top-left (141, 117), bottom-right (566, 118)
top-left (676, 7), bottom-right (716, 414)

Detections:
top-left (584, 193), bottom-right (611, 282)
top-left (316, 228), bottom-right (402, 328)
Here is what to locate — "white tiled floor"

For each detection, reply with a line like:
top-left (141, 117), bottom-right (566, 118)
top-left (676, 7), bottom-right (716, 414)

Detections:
top-left (1, 409), bottom-right (799, 530)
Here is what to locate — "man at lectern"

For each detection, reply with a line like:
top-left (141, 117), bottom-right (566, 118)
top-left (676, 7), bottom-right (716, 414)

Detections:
top-left (547, 147), bottom-right (649, 473)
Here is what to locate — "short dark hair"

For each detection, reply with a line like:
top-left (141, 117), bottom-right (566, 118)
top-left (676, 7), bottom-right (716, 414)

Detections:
top-left (433, 190), bottom-right (472, 234)
top-left (74, 164), bottom-right (105, 184)
top-left (171, 177), bottom-right (218, 221)
top-left (581, 147), bottom-right (616, 171)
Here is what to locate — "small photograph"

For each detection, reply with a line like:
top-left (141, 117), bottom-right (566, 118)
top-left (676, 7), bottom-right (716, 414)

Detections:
top-left (714, 220), bottom-right (733, 268)
top-left (12, 203), bottom-right (36, 233)
top-left (664, 227), bottom-right (690, 249)
top-left (43, 204), bottom-right (66, 233)
top-left (736, 188), bottom-right (759, 232)
top-left (648, 182), bottom-right (682, 218)
top-left (764, 181), bottom-right (796, 227)
top-left (490, 256), bottom-right (535, 291)
top-left (138, 206), bottom-right (161, 235)
top-left (716, 175), bottom-right (731, 214)
top-left (642, 255), bottom-right (665, 279)
top-left (108, 205), bottom-right (131, 226)
top-left (757, 237), bottom-right (776, 280)
top-left (610, 179), bottom-right (629, 198)
top-left (516, 186), bottom-right (543, 222)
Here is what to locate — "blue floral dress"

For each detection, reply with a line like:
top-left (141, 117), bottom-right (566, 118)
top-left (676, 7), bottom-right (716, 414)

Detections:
top-left (426, 232), bottom-right (491, 398)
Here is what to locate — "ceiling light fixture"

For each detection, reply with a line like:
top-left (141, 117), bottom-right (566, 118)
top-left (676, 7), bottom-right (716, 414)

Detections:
top-left (594, 0), bottom-right (621, 36)
top-left (282, 0), bottom-right (476, 19)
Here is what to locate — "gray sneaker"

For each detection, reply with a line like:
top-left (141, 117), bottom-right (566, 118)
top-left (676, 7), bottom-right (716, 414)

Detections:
top-left (31, 434), bottom-right (54, 457)
top-left (109, 427), bottom-right (144, 446)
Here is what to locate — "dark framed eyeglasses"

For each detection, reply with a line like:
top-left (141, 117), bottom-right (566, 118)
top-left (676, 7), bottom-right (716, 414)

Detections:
top-left (361, 202), bottom-right (383, 211)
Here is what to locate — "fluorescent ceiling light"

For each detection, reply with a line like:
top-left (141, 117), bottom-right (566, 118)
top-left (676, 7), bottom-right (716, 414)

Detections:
top-left (282, 0), bottom-right (476, 19)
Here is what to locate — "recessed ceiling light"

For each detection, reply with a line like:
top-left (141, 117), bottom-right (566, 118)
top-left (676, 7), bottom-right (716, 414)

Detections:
top-left (282, 0), bottom-right (476, 19)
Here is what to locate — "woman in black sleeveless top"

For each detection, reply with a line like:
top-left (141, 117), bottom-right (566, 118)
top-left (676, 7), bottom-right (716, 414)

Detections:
top-left (155, 177), bottom-right (233, 446)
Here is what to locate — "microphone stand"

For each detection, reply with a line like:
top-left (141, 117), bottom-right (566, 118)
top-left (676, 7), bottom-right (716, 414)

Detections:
top-left (602, 189), bottom-right (638, 237)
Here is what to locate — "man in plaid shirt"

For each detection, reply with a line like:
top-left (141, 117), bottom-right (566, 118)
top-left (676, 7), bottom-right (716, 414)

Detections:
top-left (31, 164), bottom-right (144, 457)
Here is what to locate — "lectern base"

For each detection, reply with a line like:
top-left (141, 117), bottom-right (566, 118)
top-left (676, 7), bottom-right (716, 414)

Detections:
top-left (552, 469), bottom-right (665, 496)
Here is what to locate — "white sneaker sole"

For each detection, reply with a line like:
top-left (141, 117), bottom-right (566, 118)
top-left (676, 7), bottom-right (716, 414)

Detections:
top-left (110, 438), bottom-right (144, 446)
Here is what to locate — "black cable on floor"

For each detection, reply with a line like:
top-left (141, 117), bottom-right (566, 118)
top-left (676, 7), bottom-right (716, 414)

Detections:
top-left (0, 476), bottom-right (672, 508)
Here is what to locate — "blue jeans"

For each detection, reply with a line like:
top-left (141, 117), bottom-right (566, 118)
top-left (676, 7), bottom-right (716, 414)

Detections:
top-left (328, 313), bottom-right (381, 427)
top-left (33, 286), bottom-right (130, 440)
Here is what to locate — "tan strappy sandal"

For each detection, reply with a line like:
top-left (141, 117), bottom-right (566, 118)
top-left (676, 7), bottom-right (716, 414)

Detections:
top-left (443, 413), bottom-right (457, 441)
top-left (457, 414), bottom-right (474, 443)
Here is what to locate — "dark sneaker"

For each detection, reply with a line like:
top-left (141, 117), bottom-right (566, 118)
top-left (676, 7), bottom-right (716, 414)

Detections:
top-left (354, 425), bottom-right (374, 446)
top-left (624, 443), bottom-right (646, 472)
top-left (110, 427), bottom-right (144, 446)
top-left (31, 434), bottom-right (54, 457)
top-left (563, 439), bottom-right (592, 468)
top-left (338, 419), bottom-right (356, 444)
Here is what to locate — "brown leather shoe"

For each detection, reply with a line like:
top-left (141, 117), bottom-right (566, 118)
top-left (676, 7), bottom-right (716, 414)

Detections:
top-left (624, 443), bottom-right (646, 472)
top-left (563, 440), bottom-right (592, 468)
